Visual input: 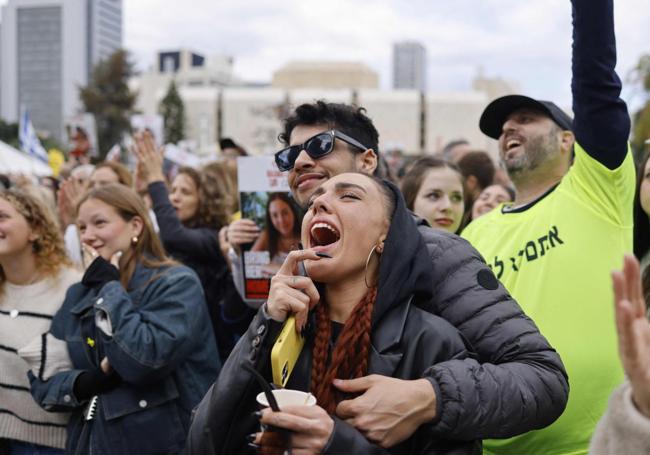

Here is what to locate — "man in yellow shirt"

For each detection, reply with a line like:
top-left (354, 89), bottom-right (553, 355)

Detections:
top-left (462, 0), bottom-right (634, 453)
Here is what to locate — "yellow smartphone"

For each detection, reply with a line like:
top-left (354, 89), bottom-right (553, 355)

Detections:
top-left (271, 315), bottom-right (305, 387)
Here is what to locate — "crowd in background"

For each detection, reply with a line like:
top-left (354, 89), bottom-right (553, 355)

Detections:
top-left (1, 0), bottom-right (650, 454)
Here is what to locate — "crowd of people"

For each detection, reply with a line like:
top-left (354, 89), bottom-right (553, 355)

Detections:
top-left (1, 0), bottom-right (649, 454)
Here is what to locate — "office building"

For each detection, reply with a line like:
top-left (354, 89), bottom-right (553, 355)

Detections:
top-left (0, 0), bottom-right (123, 141)
top-left (393, 41), bottom-right (427, 92)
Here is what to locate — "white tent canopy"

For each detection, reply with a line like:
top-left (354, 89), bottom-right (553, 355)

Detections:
top-left (0, 140), bottom-right (52, 176)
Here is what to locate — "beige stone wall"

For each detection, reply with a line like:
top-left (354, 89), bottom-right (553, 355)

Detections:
top-left (272, 62), bottom-right (379, 89)
top-left (221, 88), bottom-right (287, 155)
top-left (133, 84), bottom-right (499, 160)
top-left (357, 89), bottom-right (421, 154)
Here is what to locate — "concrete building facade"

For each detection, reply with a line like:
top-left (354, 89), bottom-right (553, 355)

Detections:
top-left (135, 85), bottom-right (494, 157)
top-left (0, 0), bottom-right (122, 141)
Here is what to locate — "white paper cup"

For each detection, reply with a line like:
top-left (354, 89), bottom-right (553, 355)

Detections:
top-left (256, 389), bottom-right (316, 409)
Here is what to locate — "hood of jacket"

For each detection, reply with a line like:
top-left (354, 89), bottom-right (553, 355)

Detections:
top-left (372, 180), bottom-right (434, 325)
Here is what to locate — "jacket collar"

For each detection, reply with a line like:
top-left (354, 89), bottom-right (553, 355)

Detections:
top-left (69, 286), bottom-right (98, 315)
top-left (368, 296), bottom-right (412, 377)
top-left (69, 262), bottom-right (155, 315)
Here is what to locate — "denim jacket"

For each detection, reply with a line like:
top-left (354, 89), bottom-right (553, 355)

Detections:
top-left (29, 262), bottom-right (221, 455)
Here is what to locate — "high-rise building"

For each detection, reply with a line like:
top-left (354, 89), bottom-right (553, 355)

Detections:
top-left (393, 41), bottom-right (427, 92)
top-left (0, 0), bottom-right (122, 141)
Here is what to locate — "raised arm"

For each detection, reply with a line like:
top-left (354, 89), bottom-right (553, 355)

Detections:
top-left (572, 0), bottom-right (630, 169)
top-left (147, 180), bottom-right (223, 260)
top-left (133, 130), bottom-right (224, 260)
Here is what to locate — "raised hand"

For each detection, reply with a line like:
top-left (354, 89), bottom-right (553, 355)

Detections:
top-left (611, 254), bottom-right (650, 418)
top-left (58, 177), bottom-right (87, 227)
top-left (132, 131), bottom-right (165, 185)
top-left (266, 249), bottom-right (321, 331)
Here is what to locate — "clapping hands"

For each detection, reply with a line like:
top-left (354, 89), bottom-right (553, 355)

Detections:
top-left (132, 131), bottom-right (165, 187)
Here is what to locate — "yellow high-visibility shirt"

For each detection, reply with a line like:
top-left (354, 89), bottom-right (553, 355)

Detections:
top-left (462, 143), bottom-right (635, 455)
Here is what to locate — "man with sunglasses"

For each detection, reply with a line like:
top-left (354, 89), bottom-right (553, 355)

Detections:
top-left (271, 101), bottom-right (567, 441)
top-left (199, 97), bottom-right (567, 454)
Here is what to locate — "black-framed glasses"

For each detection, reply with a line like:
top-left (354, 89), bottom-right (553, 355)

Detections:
top-left (274, 130), bottom-right (369, 171)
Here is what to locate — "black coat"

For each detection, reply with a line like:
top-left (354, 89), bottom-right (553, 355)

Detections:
top-left (412, 222), bottom-right (568, 439)
top-left (187, 181), bottom-right (482, 454)
top-left (148, 181), bottom-right (255, 362)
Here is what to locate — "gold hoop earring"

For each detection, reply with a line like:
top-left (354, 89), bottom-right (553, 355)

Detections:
top-left (364, 244), bottom-right (380, 289)
top-left (131, 236), bottom-right (139, 245)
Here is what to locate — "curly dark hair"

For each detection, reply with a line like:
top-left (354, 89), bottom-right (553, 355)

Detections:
top-left (279, 100), bottom-right (380, 158)
top-left (176, 166), bottom-right (231, 230)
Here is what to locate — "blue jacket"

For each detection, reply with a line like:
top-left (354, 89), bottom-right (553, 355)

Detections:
top-left (29, 262), bottom-right (221, 455)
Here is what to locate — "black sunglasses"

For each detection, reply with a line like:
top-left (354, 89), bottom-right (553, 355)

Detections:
top-left (274, 130), bottom-right (369, 171)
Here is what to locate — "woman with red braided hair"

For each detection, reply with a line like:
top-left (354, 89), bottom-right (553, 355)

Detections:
top-left (188, 173), bottom-right (480, 454)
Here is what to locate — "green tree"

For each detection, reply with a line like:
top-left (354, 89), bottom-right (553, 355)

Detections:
top-left (629, 54), bottom-right (650, 157)
top-left (159, 80), bottom-right (185, 144)
top-left (80, 49), bottom-right (137, 159)
top-left (0, 119), bottom-right (19, 148)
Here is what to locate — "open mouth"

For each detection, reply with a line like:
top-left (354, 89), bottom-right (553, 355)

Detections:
top-left (310, 222), bottom-right (341, 249)
top-left (506, 139), bottom-right (522, 151)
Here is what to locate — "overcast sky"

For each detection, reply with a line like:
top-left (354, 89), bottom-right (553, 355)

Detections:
top-left (124, 0), bottom-right (650, 109)
top-left (2, 0), bottom-right (649, 110)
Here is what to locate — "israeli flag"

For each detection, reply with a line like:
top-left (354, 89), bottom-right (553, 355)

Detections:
top-left (19, 106), bottom-right (49, 163)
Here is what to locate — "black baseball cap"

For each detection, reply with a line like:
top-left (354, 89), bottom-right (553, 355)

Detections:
top-left (479, 95), bottom-right (573, 139)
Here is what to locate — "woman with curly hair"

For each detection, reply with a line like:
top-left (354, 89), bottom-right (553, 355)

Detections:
top-left (134, 132), bottom-right (253, 363)
top-left (0, 189), bottom-right (80, 455)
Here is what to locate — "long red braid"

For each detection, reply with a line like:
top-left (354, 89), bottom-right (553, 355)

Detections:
top-left (310, 287), bottom-right (378, 414)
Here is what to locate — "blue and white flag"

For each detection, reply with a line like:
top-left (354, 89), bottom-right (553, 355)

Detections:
top-left (19, 106), bottom-right (49, 163)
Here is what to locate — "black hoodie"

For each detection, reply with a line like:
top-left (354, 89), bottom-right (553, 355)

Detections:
top-left (187, 180), bottom-right (481, 455)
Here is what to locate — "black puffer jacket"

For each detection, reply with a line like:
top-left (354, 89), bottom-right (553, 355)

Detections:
top-left (187, 181), bottom-right (481, 454)
top-left (413, 221), bottom-right (569, 439)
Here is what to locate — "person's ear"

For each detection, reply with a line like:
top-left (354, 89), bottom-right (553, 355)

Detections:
top-left (129, 216), bottom-right (144, 239)
top-left (376, 234), bottom-right (387, 254)
top-left (27, 229), bottom-right (39, 243)
top-left (560, 131), bottom-right (575, 154)
top-left (356, 149), bottom-right (378, 175)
